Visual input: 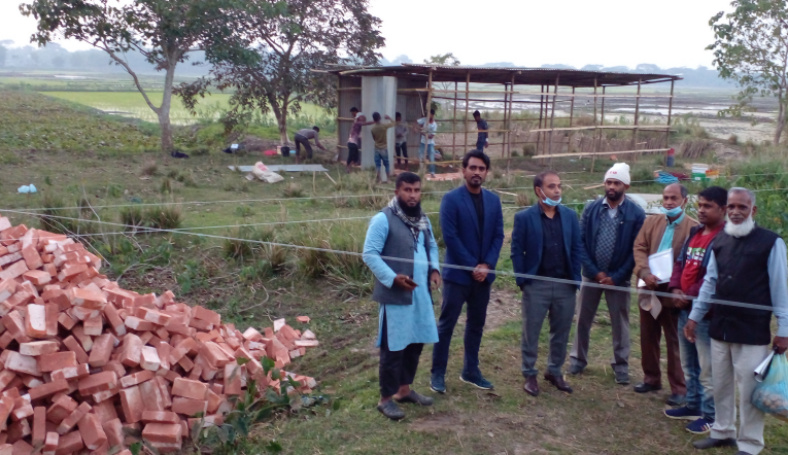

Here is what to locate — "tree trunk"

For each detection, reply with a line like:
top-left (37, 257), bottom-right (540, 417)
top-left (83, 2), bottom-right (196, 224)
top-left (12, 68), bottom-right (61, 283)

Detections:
top-left (159, 62), bottom-right (177, 153)
top-left (775, 101), bottom-right (786, 146)
top-left (269, 93), bottom-right (289, 146)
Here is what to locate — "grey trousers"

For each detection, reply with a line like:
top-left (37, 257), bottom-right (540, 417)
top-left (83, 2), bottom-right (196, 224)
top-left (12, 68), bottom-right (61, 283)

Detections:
top-left (569, 277), bottom-right (631, 374)
top-left (710, 340), bottom-right (770, 455)
top-left (521, 280), bottom-right (577, 377)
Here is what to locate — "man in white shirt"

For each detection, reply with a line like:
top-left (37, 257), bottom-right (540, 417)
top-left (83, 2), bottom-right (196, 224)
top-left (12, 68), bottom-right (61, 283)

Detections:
top-left (416, 109), bottom-right (438, 177)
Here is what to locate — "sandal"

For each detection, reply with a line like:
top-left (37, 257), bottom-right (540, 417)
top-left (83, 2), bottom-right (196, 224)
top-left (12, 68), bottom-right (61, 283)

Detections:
top-left (394, 390), bottom-right (434, 406)
top-left (377, 400), bottom-right (405, 420)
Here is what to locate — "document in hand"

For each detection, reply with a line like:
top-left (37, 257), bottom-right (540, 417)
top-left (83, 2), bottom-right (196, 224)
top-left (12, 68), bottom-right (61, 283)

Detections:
top-left (648, 249), bottom-right (674, 284)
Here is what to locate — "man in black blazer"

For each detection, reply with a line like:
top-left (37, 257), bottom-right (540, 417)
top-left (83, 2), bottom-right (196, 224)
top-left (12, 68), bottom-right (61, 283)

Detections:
top-left (511, 171), bottom-right (584, 396)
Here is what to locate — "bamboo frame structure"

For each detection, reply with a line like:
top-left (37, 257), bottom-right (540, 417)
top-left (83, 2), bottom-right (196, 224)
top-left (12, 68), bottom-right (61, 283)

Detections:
top-left (325, 65), bottom-right (681, 170)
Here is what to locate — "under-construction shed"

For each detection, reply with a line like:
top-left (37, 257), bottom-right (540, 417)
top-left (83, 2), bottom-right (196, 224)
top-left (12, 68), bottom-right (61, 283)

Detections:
top-left (321, 64), bottom-right (682, 171)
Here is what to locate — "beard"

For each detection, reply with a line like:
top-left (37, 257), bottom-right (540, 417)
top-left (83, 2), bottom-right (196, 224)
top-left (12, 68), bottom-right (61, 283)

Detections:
top-left (605, 189), bottom-right (624, 202)
top-left (724, 215), bottom-right (755, 238)
top-left (398, 197), bottom-right (422, 218)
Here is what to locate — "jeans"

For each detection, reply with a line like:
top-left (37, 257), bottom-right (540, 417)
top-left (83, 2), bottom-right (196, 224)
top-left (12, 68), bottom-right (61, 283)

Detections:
top-left (419, 142), bottom-right (436, 174)
top-left (431, 280), bottom-right (491, 380)
top-left (521, 281), bottom-right (576, 377)
top-left (678, 310), bottom-right (715, 420)
top-left (476, 139), bottom-right (486, 151)
top-left (374, 148), bottom-right (390, 182)
top-left (395, 141), bottom-right (408, 166)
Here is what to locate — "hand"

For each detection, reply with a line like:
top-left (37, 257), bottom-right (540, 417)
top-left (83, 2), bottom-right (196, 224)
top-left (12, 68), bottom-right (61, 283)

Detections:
top-left (595, 272), bottom-right (608, 283)
top-left (393, 274), bottom-right (417, 291)
top-left (643, 274), bottom-right (658, 290)
top-left (774, 336), bottom-right (788, 354)
top-left (484, 143), bottom-right (489, 148)
top-left (599, 277), bottom-right (614, 286)
top-left (671, 289), bottom-right (690, 308)
top-left (429, 270), bottom-right (441, 291)
top-left (684, 319), bottom-right (697, 343)
top-left (472, 263), bottom-right (490, 282)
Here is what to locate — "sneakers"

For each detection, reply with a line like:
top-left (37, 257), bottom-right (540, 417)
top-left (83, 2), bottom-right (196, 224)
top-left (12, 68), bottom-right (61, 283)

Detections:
top-left (664, 406), bottom-right (702, 421)
top-left (430, 374), bottom-right (446, 394)
top-left (459, 373), bottom-right (494, 390)
top-left (686, 417), bottom-right (714, 435)
top-left (568, 364), bottom-right (585, 375)
top-left (614, 371), bottom-right (630, 385)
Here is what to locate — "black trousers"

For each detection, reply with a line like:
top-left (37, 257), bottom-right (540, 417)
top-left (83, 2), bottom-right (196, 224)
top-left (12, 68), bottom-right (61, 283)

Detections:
top-left (395, 142), bottom-right (408, 166)
top-left (294, 134), bottom-right (313, 159)
top-left (347, 142), bottom-right (360, 165)
top-left (379, 310), bottom-right (424, 397)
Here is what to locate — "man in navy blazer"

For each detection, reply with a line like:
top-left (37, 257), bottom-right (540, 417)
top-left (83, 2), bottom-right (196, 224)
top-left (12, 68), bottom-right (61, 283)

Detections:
top-left (430, 150), bottom-right (504, 393)
top-left (511, 171), bottom-right (583, 396)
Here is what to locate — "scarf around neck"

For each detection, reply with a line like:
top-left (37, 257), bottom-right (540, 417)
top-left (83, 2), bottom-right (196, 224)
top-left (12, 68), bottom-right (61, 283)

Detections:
top-left (388, 197), bottom-right (429, 247)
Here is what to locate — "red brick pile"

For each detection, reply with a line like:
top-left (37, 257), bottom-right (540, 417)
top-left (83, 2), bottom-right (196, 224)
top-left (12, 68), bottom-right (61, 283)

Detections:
top-left (0, 219), bottom-right (320, 454)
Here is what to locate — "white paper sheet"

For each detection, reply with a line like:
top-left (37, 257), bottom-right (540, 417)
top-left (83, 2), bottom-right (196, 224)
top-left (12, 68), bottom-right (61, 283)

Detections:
top-left (648, 249), bottom-right (674, 284)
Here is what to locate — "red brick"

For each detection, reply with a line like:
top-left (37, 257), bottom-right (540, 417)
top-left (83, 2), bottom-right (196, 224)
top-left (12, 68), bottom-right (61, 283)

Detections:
top-left (296, 315), bottom-right (311, 323)
top-left (172, 378), bottom-right (207, 400)
top-left (92, 399), bottom-right (118, 423)
top-left (192, 306), bottom-right (221, 325)
top-left (171, 397), bottom-right (207, 416)
top-left (45, 303), bottom-right (57, 337)
top-left (77, 371), bottom-right (117, 396)
top-left (32, 406), bottom-right (46, 446)
top-left (77, 413), bottom-right (107, 450)
top-left (4, 352), bottom-right (40, 376)
top-left (140, 345), bottom-right (161, 371)
top-left (139, 379), bottom-right (167, 412)
top-left (56, 402), bottom-right (91, 435)
top-left (101, 303), bottom-right (125, 336)
top-left (119, 370), bottom-right (154, 388)
top-left (39, 351), bottom-right (77, 373)
top-left (46, 395), bottom-right (77, 424)
top-left (83, 314), bottom-right (103, 336)
top-left (61, 336), bottom-right (89, 364)
top-left (21, 245), bottom-right (43, 270)
top-left (124, 316), bottom-right (155, 332)
top-left (56, 312), bottom-right (77, 331)
top-left (141, 423), bottom-right (182, 452)
top-left (102, 418), bottom-right (123, 449)
top-left (10, 440), bottom-right (32, 455)
top-left (28, 379), bottom-right (69, 401)
top-left (137, 307), bottom-right (171, 326)
top-left (117, 333), bottom-right (142, 368)
top-left (49, 363), bottom-right (89, 382)
top-left (21, 270), bottom-right (50, 287)
top-left (101, 360), bottom-right (126, 380)
top-left (0, 261), bottom-right (29, 282)
top-left (54, 430), bottom-right (83, 455)
top-left (43, 432), bottom-right (58, 455)
top-left (18, 340), bottom-right (59, 356)
top-left (141, 410), bottom-right (179, 424)
top-left (118, 386), bottom-right (143, 423)
top-left (294, 339), bottom-right (320, 348)
top-left (0, 397), bottom-right (12, 431)
top-left (88, 333), bottom-right (114, 367)
top-left (70, 325), bottom-right (93, 352)
top-left (7, 417), bottom-right (31, 442)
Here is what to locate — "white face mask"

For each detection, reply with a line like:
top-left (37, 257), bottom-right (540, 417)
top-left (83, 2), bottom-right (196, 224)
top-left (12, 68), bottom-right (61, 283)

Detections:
top-left (724, 215), bottom-right (755, 238)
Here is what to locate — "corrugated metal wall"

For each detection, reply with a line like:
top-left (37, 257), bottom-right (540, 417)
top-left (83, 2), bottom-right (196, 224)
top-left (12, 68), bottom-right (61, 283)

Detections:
top-left (337, 76), bottom-right (362, 163)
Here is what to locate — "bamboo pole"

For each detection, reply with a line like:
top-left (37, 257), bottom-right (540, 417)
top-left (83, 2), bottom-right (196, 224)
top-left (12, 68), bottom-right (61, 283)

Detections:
top-left (397, 88), bottom-right (674, 98)
top-left (502, 81), bottom-right (509, 159)
top-left (532, 148), bottom-right (669, 159)
top-left (529, 125), bottom-right (670, 133)
top-left (423, 69), bottom-right (434, 174)
top-left (464, 71), bottom-right (470, 153)
top-left (591, 77), bottom-right (599, 173)
top-left (336, 76), bottom-right (342, 162)
top-left (666, 79), bottom-right (675, 152)
top-left (452, 80), bottom-right (458, 160)
top-left (508, 74), bottom-right (515, 163)
top-left (548, 76), bottom-right (559, 167)
top-left (537, 84), bottom-right (544, 158)
top-left (569, 86), bottom-right (575, 127)
top-left (632, 79), bottom-right (641, 162)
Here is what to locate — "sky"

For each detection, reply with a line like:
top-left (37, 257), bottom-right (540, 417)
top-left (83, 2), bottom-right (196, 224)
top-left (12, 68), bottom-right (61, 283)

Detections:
top-left (2, 0), bottom-right (734, 69)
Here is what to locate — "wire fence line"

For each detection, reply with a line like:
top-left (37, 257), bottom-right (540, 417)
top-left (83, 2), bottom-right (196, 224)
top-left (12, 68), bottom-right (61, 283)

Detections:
top-left (0, 208), bottom-right (781, 314)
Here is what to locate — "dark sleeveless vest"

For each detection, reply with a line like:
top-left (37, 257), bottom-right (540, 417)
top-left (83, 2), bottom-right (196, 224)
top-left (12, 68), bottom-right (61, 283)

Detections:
top-left (709, 226), bottom-right (778, 345)
top-left (371, 208), bottom-right (430, 306)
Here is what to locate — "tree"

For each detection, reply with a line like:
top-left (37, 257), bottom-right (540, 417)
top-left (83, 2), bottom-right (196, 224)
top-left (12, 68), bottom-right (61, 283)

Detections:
top-left (186, 0), bottom-right (384, 145)
top-left (424, 53), bottom-right (460, 67)
top-left (708, 0), bottom-right (788, 145)
top-left (20, 0), bottom-right (254, 153)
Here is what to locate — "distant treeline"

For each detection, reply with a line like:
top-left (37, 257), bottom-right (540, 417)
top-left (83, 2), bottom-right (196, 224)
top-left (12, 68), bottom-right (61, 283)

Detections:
top-left (0, 43), bottom-right (733, 88)
top-left (0, 42), bottom-right (210, 76)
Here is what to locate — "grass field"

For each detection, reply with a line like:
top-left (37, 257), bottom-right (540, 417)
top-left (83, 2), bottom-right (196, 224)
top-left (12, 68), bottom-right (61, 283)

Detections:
top-left (1, 88), bottom-right (787, 454)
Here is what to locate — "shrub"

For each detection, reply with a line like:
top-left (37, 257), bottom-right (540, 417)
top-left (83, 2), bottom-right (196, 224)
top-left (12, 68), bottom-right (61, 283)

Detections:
top-left (118, 206), bottom-right (145, 231)
top-left (281, 183), bottom-right (304, 198)
top-left (144, 205), bottom-right (183, 230)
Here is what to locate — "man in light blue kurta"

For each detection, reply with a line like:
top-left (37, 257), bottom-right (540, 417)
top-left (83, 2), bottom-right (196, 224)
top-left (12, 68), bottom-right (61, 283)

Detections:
top-left (363, 172), bottom-right (440, 420)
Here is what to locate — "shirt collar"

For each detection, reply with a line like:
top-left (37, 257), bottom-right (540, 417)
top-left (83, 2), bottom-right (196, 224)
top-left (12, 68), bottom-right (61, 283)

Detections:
top-left (603, 197), bottom-right (625, 209)
top-left (666, 211), bottom-right (685, 226)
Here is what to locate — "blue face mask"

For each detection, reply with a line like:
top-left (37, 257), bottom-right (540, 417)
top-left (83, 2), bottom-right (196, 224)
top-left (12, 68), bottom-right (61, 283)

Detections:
top-left (539, 188), bottom-right (562, 207)
top-left (660, 206), bottom-right (683, 217)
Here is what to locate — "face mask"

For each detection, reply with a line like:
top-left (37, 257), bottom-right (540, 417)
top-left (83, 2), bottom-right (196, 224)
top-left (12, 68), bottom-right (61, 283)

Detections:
top-left (539, 188), bottom-right (562, 207)
top-left (660, 206), bottom-right (683, 217)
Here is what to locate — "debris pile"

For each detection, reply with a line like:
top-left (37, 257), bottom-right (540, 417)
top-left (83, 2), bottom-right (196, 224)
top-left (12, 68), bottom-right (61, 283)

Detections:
top-left (0, 218), bottom-right (319, 454)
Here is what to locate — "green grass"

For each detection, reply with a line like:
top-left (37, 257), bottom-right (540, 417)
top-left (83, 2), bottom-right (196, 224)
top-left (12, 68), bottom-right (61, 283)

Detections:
top-left (2, 88), bottom-right (787, 454)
